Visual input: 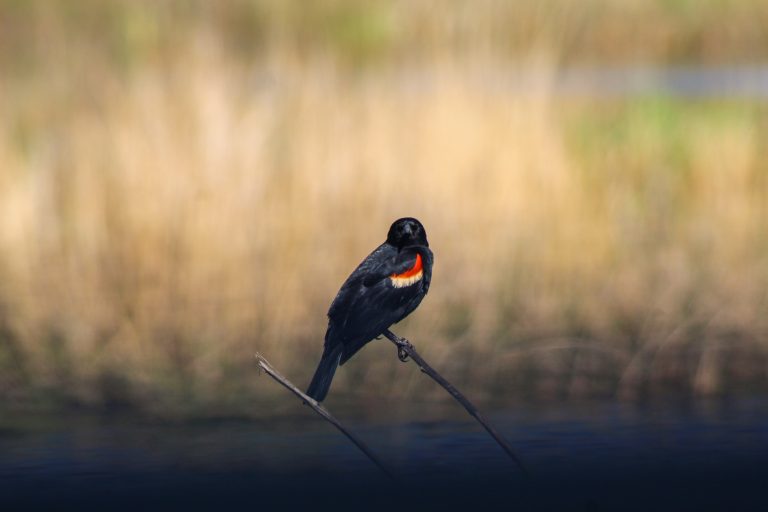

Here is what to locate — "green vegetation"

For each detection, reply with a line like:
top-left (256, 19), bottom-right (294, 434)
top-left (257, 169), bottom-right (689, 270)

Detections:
top-left (0, 1), bottom-right (766, 415)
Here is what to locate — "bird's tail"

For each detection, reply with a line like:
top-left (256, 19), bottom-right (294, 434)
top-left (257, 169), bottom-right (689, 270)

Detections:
top-left (306, 345), bottom-right (343, 402)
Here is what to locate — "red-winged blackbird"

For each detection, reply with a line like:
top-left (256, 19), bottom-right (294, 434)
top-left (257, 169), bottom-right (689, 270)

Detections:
top-left (306, 217), bottom-right (433, 402)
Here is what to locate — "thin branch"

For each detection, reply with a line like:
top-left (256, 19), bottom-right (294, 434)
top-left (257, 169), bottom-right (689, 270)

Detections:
top-left (255, 353), bottom-right (395, 481)
top-left (383, 330), bottom-right (530, 477)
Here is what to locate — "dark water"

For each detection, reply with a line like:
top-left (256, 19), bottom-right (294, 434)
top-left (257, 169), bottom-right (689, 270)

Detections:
top-left (1, 398), bottom-right (767, 511)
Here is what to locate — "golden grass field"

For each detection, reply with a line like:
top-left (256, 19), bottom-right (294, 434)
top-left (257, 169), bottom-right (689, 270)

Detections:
top-left (1, 1), bottom-right (767, 414)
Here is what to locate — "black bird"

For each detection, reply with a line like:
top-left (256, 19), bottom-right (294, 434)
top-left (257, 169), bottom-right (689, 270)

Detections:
top-left (306, 217), bottom-right (433, 402)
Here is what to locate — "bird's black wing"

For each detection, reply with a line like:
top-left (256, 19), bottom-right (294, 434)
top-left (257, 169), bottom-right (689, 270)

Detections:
top-left (327, 243), bottom-right (410, 318)
top-left (338, 285), bottom-right (424, 364)
top-left (325, 246), bottom-right (429, 364)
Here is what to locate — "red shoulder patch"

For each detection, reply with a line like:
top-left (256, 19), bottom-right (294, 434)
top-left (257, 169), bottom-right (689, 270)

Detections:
top-left (391, 253), bottom-right (423, 279)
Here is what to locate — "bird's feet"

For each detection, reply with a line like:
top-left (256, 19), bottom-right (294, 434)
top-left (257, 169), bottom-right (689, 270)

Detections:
top-left (397, 344), bottom-right (410, 362)
top-left (391, 335), bottom-right (412, 362)
top-left (383, 330), bottom-right (413, 363)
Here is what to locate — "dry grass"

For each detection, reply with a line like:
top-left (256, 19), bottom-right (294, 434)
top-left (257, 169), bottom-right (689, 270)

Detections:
top-left (1, 1), bottom-right (767, 413)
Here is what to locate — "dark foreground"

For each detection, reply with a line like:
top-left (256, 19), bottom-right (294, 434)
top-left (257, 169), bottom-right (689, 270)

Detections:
top-left (1, 398), bottom-right (767, 511)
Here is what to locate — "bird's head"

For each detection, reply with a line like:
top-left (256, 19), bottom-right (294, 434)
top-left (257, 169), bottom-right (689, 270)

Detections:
top-left (387, 217), bottom-right (428, 248)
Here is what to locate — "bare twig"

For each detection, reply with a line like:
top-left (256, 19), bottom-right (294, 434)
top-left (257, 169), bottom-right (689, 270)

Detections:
top-left (383, 330), bottom-right (529, 477)
top-left (255, 353), bottom-right (395, 481)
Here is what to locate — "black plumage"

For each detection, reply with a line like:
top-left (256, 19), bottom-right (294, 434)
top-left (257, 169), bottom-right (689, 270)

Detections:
top-left (306, 218), bottom-right (433, 402)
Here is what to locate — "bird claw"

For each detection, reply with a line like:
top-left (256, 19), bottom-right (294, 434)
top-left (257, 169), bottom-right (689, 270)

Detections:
top-left (385, 331), bottom-right (411, 362)
top-left (397, 344), bottom-right (410, 362)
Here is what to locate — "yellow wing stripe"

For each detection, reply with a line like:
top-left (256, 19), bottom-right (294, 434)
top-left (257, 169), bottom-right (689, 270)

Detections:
top-left (390, 269), bottom-right (423, 288)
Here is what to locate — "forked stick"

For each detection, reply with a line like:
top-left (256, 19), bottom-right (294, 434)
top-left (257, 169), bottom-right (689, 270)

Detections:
top-left (255, 353), bottom-right (395, 480)
top-left (383, 330), bottom-right (529, 477)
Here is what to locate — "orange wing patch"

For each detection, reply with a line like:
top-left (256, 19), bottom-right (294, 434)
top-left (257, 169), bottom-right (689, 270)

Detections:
top-left (390, 253), bottom-right (423, 288)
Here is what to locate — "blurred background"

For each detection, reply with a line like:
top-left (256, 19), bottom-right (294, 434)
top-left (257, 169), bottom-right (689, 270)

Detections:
top-left (1, 0), bottom-right (768, 418)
